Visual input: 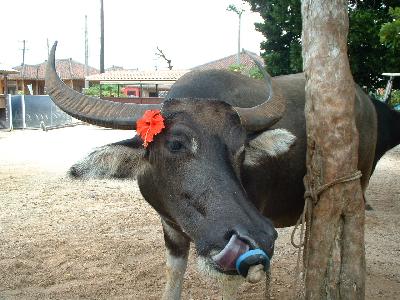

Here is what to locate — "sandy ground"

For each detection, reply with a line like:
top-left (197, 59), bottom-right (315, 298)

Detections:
top-left (0, 125), bottom-right (399, 299)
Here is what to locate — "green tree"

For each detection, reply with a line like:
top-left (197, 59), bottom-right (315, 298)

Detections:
top-left (84, 84), bottom-right (124, 98)
top-left (347, 1), bottom-right (400, 89)
top-left (245, 0), bottom-right (302, 76)
top-left (380, 7), bottom-right (400, 49)
top-left (245, 0), bottom-right (400, 90)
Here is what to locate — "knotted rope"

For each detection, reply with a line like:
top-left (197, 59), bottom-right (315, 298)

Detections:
top-left (291, 170), bottom-right (363, 298)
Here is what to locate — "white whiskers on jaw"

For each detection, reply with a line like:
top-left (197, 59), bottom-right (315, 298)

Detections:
top-left (196, 255), bottom-right (242, 282)
top-left (197, 256), bottom-right (225, 279)
top-left (197, 256), bottom-right (244, 300)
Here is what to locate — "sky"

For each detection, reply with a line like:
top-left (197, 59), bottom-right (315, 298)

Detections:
top-left (1, 0), bottom-right (264, 71)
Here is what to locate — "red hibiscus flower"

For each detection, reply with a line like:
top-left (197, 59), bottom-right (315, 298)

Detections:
top-left (136, 110), bottom-right (165, 147)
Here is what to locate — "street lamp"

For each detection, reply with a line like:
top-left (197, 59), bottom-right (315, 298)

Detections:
top-left (227, 4), bottom-right (245, 65)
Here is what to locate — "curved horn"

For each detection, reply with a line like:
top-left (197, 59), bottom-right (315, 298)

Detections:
top-left (234, 51), bottom-right (286, 132)
top-left (45, 42), bottom-right (161, 130)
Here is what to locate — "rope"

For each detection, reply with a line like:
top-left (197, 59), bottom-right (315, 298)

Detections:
top-left (291, 170), bottom-right (363, 298)
top-left (304, 170), bottom-right (362, 206)
top-left (291, 170), bottom-right (362, 248)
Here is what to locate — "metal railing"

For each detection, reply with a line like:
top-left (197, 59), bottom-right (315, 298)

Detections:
top-left (1, 95), bottom-right (80, 130)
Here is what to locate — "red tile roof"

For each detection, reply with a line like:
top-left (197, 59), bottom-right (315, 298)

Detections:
top-left (193, 50), bottom-right (264, 73)
top-left (8, 59), bottom-right (99, 80)
top-left (0, 64), bottom-right (19, 75)
top-left (85, 51), bottom-right (263, 84)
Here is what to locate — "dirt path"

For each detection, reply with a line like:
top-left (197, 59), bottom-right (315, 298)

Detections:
top-left (0, 126), bottom-right (399, 299)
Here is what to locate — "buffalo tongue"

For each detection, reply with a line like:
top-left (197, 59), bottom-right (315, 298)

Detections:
top-left (212, 234), bottom-right (250, 272)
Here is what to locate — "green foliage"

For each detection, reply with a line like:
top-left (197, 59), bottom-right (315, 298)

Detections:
top-left (228, 64), bottom-right (264, 80)
top-left (84, 85), bottom-right (100, 96)
top-left (389, 89), bottom-right (400, 106)
top-left (380, 7), bottom-right (400, 49)
top-left (228, 63), bottom-right (246, 73)
top-left (369, 88), bottom-right (400, 108)
top-left (347, 7), bottom-right (387, 89)
top-left (248, 66), bottom-right (264, 80)
top-left (244, 0), bottom-right (400, 91)
top-left (347, 2), bottom-right (400, 90)
top-left (245, 0), bottom-right (303, 76)
top-left (84, 84), bottom-right (125, 98)
top-left (227, 4), bottom-right (244, 15)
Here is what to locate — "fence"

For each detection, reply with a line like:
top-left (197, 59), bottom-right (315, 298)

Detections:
top-left (0, 95), bottom-right (79, 130)
top-left (101, 96), bottom-right (163, 104)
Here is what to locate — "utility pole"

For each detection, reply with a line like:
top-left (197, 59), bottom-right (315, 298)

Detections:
top-left (47, 38), bottom-right (50, 57)
top-left (19, 40), bottom-right (29, 66)
top-left (100, 0), bottom-right (105, 73)
top-left (227, 4), bottom-right (244, 65)
top-left (85, 15), bottom-right (89, 88)
top-left (19, 40), bottom-right (28, 94)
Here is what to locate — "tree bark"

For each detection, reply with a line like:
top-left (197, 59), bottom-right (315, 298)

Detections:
top-left (301, 1), bottom-right (365, 299)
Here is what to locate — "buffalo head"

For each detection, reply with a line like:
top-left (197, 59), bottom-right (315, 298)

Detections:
top-left (46, 42), bottom-right (290, 293)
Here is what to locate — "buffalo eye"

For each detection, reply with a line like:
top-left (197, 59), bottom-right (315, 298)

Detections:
top-left (166, 140), bottom-right (185, 153)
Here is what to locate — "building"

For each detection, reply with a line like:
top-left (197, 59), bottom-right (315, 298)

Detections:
top-left (84, 49), bottom-right (263, 100)
top-left (85, 69), bottom-right (189, 99)
top-left (2, 59), bottom-right (98, 95)
top-left (0, 64), bottom-right (19, 106)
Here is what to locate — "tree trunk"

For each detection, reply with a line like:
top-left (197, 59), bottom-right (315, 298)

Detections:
top-left (301, 1), bottom-right (365, 299)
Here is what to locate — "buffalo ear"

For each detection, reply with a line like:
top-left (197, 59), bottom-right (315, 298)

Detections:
top-left (244, 128), bottom-right (296, 166)
top-left (69, 136), bottom-right (148, 179)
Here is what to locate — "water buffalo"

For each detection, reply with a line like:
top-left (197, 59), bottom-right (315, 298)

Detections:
top-left (45, 42), bottom-right (399, 299)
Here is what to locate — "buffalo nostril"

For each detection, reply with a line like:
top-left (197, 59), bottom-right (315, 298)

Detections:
top-left (231, 225), bottom-right (259, 249)
top-left (232, 225), bottom-right (277, 253)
